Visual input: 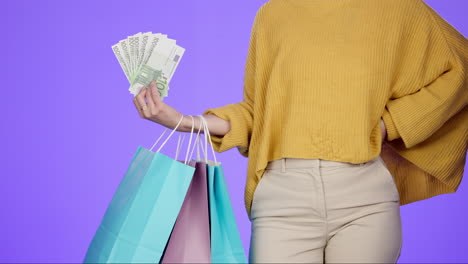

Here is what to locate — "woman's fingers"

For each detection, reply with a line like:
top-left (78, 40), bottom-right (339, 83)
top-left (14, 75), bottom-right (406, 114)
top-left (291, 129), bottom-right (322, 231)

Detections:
top-left (133, 96), bottom-right (144, 118)
top-left (146, 80), bottom-right (164, 117)
top-left (145, 81), bottom-right (156, 115)
top-left (380, 119), bottom-right (387, 142)
top-left (147, 81), bottom-right (163, 109)
top-left (133, 81), bottom-right (164, 121)
top-left (135, 86), bottom-right (149, 118)
top-left (133, 87), bottom-right (145, 118)
top-left (149, 80), bottom-right (162, 105)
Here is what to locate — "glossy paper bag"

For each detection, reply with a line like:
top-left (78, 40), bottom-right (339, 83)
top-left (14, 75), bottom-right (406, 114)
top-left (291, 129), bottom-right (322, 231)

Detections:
top-left (83, 115), bottom-right (199, 263)
top-left (161, 124), bottom-right (211, 263)
top-left (199, 115), bottom-right (248, 264)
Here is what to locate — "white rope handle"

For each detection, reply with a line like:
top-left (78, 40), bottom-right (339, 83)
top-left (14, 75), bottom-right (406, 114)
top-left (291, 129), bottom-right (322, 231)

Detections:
top-left (149, 114), bottom-right (184, 153)
top-left (174, 133), bottom-right (186, 161)
top-left (198, 115), bottom-right (218, 164)
top-left (187, 115), bottom-right (204, 162)
top-left (171, 115), bottom-right (207, 163)
top-left (183, 116), bottom-right (195, 165)
top-left (148, 114), bottom-right (198, 165)
top-left (196, 132), bottom-right (205, 160)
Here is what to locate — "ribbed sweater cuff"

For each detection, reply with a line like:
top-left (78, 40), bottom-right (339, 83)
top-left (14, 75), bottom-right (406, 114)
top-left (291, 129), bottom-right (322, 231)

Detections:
top-left (202, 104), bottom-right (251, 156)
top-left (382, 107), bottom-right (401, 141)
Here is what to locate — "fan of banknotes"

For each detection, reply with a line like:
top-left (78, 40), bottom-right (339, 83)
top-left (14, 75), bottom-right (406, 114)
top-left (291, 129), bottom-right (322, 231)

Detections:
top-left (111, 32), bottom-right (185, 99)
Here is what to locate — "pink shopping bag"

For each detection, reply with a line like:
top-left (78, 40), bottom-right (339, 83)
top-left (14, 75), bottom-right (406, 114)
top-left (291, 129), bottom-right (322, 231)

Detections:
top-left (161, 116), bottom-right (211, 263)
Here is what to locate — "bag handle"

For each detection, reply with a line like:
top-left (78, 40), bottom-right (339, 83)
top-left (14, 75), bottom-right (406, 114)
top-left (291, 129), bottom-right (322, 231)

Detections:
top-left (149, 114), bottom-right (197, 165)
top-left (189, 132), bottom-right (207, 162)
top-left (197, 115), bottom-right (218, 164)
top-left (174, 133), bottom-right (186, 161)
top-left (196, 132), bottom-right (205, 160)
top-left (189, 117), bottom-right (205, 161)
top-left (175, 115), bottom-right (205, 162)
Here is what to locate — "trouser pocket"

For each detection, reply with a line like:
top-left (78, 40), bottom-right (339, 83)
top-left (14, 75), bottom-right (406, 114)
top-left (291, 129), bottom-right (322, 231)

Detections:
top-left (376, 156), bottom-right (400, 202)
top-left (250, 170), bottom-right (269, 220)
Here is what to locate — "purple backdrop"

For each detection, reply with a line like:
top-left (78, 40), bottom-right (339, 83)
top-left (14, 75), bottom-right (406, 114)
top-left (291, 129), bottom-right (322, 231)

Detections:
top-left (2, 0), bottom-right (467, 262)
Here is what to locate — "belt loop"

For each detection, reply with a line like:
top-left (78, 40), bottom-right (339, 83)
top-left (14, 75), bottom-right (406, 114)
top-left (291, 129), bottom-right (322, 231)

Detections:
top-left (282, 158), bottom-right (286, 173)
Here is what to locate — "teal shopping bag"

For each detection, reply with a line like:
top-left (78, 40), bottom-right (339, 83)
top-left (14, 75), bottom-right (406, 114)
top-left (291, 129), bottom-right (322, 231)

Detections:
top-left (84, 115), bottom-right (201, 263)
top-left (198, 115), bottom-right (248, 264)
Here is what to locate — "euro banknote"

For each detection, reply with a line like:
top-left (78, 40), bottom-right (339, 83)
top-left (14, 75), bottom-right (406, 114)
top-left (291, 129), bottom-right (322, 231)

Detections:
top-left (111, 32), bottom-right (185, 99)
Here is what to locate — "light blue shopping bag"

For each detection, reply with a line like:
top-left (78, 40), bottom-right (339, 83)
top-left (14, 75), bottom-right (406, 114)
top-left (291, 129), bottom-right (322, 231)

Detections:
top-left (83, 115), bottom-right (201, 263)
top-left (198, 115), bottom-right (248, 264)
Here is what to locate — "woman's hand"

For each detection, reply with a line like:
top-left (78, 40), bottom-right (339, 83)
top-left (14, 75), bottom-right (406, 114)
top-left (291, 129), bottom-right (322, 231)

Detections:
top-left (380, 118), bottom-right (387, 141)
top-left (133, 80), bottom-right (184, 130)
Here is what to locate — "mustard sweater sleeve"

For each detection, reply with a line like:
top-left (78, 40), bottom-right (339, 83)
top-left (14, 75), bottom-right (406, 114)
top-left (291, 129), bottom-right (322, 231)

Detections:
top-left (202, 8), bottom-right (262, 157)
top-left (382, 0), bottom-right (467, 149)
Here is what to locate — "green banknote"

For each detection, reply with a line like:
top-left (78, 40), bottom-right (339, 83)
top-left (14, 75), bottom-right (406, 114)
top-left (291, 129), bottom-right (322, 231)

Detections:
top-left (131, 65), bottom-right (169, 98)
top-left (111, 32), bottom-right (185, 100)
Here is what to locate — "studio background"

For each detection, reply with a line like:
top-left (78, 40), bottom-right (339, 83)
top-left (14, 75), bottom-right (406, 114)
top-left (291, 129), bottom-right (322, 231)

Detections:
top-left (2, 0), bottom-right (467, 262)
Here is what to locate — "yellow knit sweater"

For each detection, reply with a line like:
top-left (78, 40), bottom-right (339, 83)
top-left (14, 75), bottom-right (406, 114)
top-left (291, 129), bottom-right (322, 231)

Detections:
top-left (203, 0), bottom-right (468, 219)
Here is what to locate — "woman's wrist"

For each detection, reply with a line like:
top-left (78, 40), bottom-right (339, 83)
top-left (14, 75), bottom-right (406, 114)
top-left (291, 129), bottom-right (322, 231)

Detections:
top-left (179, 114), bottom-right (204, 133)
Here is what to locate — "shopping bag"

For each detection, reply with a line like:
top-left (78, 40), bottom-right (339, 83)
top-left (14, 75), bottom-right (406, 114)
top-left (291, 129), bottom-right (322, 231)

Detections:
top-left (83, 114), bottom-right (199, 263)
top-left (198, 115), bottom-right (248, 264)
top-left (161, 120), bottom-right (211, 263)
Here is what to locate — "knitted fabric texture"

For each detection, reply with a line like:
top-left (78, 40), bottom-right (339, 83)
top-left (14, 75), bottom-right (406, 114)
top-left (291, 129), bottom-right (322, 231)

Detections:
top-left (203, 0), bottom-right (468, 219)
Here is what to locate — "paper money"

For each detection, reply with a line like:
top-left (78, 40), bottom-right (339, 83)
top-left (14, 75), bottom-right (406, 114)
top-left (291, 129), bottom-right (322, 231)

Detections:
top-left (111, 32), bottom-right (185, 100)
top-left (111, 44), bottom-right (131, 82)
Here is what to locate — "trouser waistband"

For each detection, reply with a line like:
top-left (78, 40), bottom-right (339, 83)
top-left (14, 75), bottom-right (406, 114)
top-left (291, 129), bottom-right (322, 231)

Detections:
top-left (265, 156), bottom-right (381, 172)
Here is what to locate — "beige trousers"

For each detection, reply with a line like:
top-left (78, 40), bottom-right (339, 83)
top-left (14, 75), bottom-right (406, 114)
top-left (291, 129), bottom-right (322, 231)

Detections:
top-left (249, 155), bottom-right (402, 263)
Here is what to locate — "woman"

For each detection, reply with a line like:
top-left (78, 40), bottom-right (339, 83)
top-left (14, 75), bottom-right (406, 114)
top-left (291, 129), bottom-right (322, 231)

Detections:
top-left (133, 0), bottom-right (467, 263)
